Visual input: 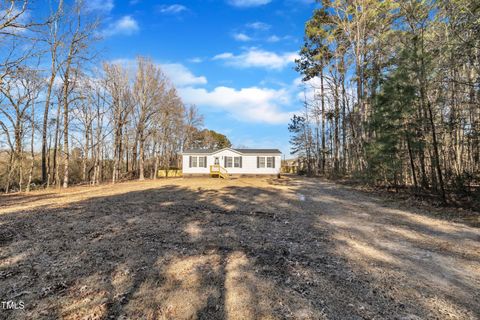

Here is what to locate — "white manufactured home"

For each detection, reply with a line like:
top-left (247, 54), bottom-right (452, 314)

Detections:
top-left (182, 148), bottom-right (282, 177)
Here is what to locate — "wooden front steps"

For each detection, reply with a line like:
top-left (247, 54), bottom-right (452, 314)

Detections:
top-left (210, 165), bottom-right (229, 179)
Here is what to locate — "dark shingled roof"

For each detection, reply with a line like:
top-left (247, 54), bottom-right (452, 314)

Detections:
top-left (182, 148), bottom-right (281, 155)
top-left (234, 149), bottom-right (281, 154)
top-left (182, 149), bottom-right (216, 154)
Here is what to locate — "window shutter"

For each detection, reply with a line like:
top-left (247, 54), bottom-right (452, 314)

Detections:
top-left (189, 156), bottom-right (192, 168)
top-left (204, 156), bottom-right (207, 168)
top-left (272, 157), bottom-right (275, 168)
top-left (240, 157), bottom-right (242, 168)
top-left (257, 156), bottom-right (259, 168)
top-left (224, 157), bottom-right (227, 168)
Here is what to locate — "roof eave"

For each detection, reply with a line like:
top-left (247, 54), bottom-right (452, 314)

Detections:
top-left (182, 147), bottom-right (282, 155)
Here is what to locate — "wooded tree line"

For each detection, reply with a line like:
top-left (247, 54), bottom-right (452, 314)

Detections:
top-left (292, 0), bottom-right (479, 201)
top-left (0, 1), bottom-right (226, 192)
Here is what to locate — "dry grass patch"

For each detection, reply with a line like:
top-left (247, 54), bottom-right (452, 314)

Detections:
top-left (0, 176), bottom-right (478, 319)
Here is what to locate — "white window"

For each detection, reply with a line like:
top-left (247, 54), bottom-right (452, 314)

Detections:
top-left (267, 157), bottom-right (274, 168)
top-left (225, 156), bottom-right (233, 168)
top-left (258, 156), bottom-right (275, 168)
top-left (190, 156), bottom-right (206, 168)
top-left (234, 156), bottom-right (241, 168)
top-left (198, 156), bottom-right (205, 168)
top-left (259, 157), bottom-right (266, 168)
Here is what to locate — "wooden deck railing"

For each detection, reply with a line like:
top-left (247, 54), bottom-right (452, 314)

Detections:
top-left (210, 165), bottom-right (229, 179)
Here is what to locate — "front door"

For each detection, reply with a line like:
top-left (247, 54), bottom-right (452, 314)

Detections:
top-left (214, 157), bottom-right (219, 165)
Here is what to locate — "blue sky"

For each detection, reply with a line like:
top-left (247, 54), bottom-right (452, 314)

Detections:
top-left (87, 0), bottom-right (317, 155)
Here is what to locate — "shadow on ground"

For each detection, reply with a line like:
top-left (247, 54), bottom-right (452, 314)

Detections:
top-left (0, 177), bottom-right (479, 319)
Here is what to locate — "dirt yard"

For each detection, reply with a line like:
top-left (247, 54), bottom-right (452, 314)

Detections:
top-left (0, 176), bottom-right (479, 319)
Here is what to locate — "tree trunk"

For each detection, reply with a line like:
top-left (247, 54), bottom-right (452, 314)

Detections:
top-left (112, 129), bottom-right (119, 184)
top-left (406, 130), bottom-right (418, 189)
top-left (27, 99), bottom-right (35, 192)
top-left (62, 77), bottom-right (70, 188)
top-left (41, 83), bottom-right (53, 185)
top-left (47, 133), bottom-right (52, 188)
top-left (320, 67), bottom-right (326, 174)
top-left (333, 70), bottom-right (340, 175)
top-left (427, 101), bottom-right (446, 202)
top-left (138, 132), bottom-right (145, 180)
top-left (5, 152), bottom-right (14, 193)
top-left (53, 99), bottom-right (61, 187)
top-left (82, 124), bottom-right (89, 182)
top-left (153, 142), bottom-right (159, 180)
top-left (341, 67), bottom-right (347, 173)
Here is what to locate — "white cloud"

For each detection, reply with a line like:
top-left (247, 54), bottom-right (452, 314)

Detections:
top-left (266, 35), bottom-right (280, 42)
top-left (157, 4), bottom-right (187, 14)
top-left (228, 0), bottom-right (271, 8)
top-left (161, 63), bottom-right (207, 86)
top-left (188, 57), bottom-right (203, 63)
top-left (102, 15), bottom-right (139, 37)
top-left (213, 52), bottom-right (234, 60)
top-left (233, 33), bottom-right (252, 41)
top-left (179, 86), bottom-right (294, 124)
top-left (108, 58), bottom-right (206, 87)
top-left (246, 21), bottom-right (271, 30)
top-left (213, 48), bottom-right (299, 70)
top-left (84, 0), bottom-right (114, 12)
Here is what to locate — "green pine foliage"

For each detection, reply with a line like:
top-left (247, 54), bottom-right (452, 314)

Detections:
top-left (367, 49), bottom-right (417, 186)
